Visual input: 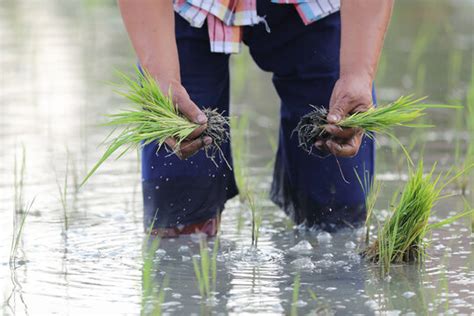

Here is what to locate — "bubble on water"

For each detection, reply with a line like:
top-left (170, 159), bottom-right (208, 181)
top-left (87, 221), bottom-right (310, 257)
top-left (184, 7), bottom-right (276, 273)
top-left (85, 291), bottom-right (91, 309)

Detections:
top-left (294, 300), bottom-right (307, 307)
top-left (317, 231), bottom-right (332, 243)
top-left (314, 259), bottom-right (333, 268)
top-left (347, 253), bottom-right (361, 263)
top-left (402, 291), bottom-right (416, 299)
top-left (323, 253), bottom-right (334, 260)
top-left (190, 232), bottom-right (207, 243)
top-left (182, 256), bottom-right (191, 262)
top-left (156, 249), bottom-right (166, 258)
top-left (451, 298), bottom-right (466, 305)
top-left (345, 241), bottom-right (356, 249)
top-left (326, 287), bottom-right (337, 292)
top-left (289, 240), bottom-right (313, 253)
top-left (291, 257), bottom-right (315, 270)
top-left (364, 299), bottom-right (379, 310)
top-left (178, 245), bottom-right (190, 253)
top-left (384, 275), bottom-right (392, 282)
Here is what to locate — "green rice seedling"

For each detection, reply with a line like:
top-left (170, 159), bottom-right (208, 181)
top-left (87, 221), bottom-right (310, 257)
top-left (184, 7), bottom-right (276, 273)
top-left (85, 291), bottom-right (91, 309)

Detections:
top-left (415, 63), bottom-right (426, 97)
top-left (81, 68), bottom-right (230, 186)
top-left (290, 273), bottom-right (301, 316)
top-left (362, 160), bottom-right (474, 272)
top-left (10, 199), bottom-right (34, 268)
top-left (307, 288), bottom-right (332, 314)
top-left (295, 96), bottom-right (458, 162)
top-left (14, 146), bottom-right (26, 214)
top-left (453, 67), bottom-right (474, 195)
top-left (354, 168), bottom-right (381, 246)
top-left (230, 114), bottom-right (249, 202)
top-left (247, 191), bottom-right (262, 248)
top-left (192, 236), bottom-right (219, 298)
top-left (142, 217), bottom-right (168, 315)
top-left (56, 152), bottom-right (70, 231)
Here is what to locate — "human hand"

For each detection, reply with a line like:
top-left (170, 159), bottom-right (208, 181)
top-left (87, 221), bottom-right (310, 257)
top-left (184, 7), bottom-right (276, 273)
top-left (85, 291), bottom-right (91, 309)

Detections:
top-left (159, 79), bottom-right (212, 159)
top-left (315, 74), bottom-right (373, 157)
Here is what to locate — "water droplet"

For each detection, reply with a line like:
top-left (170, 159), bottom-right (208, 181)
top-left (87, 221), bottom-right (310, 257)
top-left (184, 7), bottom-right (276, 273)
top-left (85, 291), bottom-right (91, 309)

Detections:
top-left (317, 231), bottom-right (332, 243)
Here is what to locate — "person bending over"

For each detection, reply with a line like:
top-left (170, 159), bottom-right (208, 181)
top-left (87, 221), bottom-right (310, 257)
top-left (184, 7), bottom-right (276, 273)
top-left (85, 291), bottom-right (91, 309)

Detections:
top-left (118, 0), bottom-right (393, 236)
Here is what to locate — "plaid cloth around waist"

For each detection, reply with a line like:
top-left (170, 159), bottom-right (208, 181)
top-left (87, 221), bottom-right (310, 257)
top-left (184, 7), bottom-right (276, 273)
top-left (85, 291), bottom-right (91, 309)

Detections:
top-left (174, 0), bottom-right (341, 53)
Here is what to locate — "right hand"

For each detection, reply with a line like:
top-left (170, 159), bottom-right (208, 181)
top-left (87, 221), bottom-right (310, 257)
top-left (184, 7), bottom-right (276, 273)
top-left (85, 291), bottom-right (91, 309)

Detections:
top-left (159, 79), bottom-right (212, 159)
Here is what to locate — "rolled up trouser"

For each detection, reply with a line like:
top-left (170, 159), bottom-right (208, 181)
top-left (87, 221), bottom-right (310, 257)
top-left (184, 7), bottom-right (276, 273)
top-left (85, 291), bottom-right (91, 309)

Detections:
top-left (142, 2), bottom-right (375, 231)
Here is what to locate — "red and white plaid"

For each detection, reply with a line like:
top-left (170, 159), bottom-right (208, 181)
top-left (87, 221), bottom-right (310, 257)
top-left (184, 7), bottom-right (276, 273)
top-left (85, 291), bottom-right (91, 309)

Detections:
top-left (174, 0), bottom-right (340, 53)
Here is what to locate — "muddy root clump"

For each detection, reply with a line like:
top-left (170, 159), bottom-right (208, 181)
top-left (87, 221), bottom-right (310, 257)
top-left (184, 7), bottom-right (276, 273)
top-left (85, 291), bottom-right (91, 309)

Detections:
top-left (202, 108), bottom-right (231, 167)
top-left (294, 106), bottom-right (331, 154)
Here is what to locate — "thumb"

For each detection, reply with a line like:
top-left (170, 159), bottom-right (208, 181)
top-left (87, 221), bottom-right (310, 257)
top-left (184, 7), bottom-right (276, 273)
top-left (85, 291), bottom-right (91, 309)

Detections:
top-left (169, 83), bottom-right (207, 125)
top-left (327, 98), bottom-right (350, 124)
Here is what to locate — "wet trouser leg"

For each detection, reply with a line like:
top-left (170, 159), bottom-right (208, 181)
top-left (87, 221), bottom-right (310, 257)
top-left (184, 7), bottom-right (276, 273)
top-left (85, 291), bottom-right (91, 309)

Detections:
top-left (243, 3), bottom-right (375, 230)
top-left (141, 16), bottom-right (238, 231)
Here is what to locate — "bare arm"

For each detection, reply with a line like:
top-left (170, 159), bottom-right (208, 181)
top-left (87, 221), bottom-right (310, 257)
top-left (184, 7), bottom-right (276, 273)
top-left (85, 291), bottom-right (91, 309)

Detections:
top-left (118, 0), bottom-right (210, 158)
top-left (320, 0), bottom-right (394, 157)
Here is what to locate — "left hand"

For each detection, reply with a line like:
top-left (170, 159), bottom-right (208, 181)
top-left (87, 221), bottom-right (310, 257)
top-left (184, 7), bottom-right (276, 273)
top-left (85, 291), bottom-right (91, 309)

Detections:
top-left (315, 74), bottom-right (373, 157)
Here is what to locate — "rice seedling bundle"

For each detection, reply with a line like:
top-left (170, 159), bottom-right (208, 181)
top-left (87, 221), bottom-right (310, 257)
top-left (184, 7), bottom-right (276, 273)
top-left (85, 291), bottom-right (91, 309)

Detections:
top-left (361, 161), bottom-right (473, 271)
top-left (295, 95), bottom-right (457, 154)
top-left (81, 68), bottom-right (229, 185)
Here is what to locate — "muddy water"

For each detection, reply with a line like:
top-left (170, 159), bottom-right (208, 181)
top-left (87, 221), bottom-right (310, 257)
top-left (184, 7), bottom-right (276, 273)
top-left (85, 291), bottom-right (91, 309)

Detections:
top-left (1, 0), bottom-right (473, 315)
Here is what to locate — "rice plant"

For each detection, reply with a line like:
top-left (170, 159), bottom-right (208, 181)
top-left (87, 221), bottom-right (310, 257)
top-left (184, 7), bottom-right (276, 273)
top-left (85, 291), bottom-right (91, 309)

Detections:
top-left (142, 220), bottom-right (168, 315)
top-left (56, 152), bottom-right (70, 231)
top-left (14, 146), bottom-right (26, 214)
top-left (354, 168), bottom-right (381, 246)
top-left (192, 236), bottom-right (219, 299)
top-left (454, 67), bottom-right (474, 195)
top-left (247, 191), bottom-right (262, 248)
top-left (230, 114), bottom-right (249, 202)
top-left (295, 95), bottom-right (458, 161)
top-left (361, 160), bottom-right (474, 272)
top-left (81, 68), bottom-right (230, 186)
top-left (10, 199), bottom-right (34, 268)
top-left (290, 273), bottom-right (301, 316)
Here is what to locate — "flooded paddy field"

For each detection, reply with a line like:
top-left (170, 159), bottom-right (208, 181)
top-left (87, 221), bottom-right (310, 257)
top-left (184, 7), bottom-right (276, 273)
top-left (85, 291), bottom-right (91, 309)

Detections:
top-left (1, 0), bottom-right (473, 315)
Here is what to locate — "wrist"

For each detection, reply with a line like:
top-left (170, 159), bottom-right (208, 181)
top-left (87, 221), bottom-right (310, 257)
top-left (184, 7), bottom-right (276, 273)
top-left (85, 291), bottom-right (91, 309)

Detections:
top-left (339, 70), bottom-right (373, 88)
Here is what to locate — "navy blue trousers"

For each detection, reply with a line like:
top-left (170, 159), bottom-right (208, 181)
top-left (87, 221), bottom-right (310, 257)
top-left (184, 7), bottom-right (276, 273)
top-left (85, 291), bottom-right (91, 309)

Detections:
top-left (142, 2), bottom-right (375, 231)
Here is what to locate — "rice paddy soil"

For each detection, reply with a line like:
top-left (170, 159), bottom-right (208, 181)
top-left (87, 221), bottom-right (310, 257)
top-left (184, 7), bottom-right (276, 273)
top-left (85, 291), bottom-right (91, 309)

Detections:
top-left (1, 0), bottom-right (473, 315)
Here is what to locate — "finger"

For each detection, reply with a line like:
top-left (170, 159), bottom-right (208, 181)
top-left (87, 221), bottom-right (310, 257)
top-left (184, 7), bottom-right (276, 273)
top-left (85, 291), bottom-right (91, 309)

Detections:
top-left (314, 140), bottom-right (330, 152)
top-left (171, 85), bottom-right (207, 124)
top-left (324, 125), bottom-right (361, 140)
top-left (325, 136), bottom-right (362, 158)
top-left (327, 98), bottom-right (351, 124)
top-left (351, 102), bottom-right (374, 114)
top-left (179, 137), bottom-right (212, 159)
top-left (165, 137), bottom-right (179, 154)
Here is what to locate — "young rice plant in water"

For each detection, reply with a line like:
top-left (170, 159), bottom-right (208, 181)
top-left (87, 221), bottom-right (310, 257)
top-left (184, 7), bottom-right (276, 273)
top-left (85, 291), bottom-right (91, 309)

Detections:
top-left (81, 68), bottom-right (230, 185)
top-left (247, 191), bottom-right (263, 248)
top-left (361, 160), bottom-right (474, 272)
top-left (142, 223), bottom-right (168, 315)
top-left (192, 236), bottom-right (219, 299)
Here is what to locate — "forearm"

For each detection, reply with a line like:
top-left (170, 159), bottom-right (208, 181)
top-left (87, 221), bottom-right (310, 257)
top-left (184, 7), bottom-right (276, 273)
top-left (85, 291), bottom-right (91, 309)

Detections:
top-left (118, 0), bottom-right (179, 81)
top-left (340, 0), bottom-right (394, 81)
